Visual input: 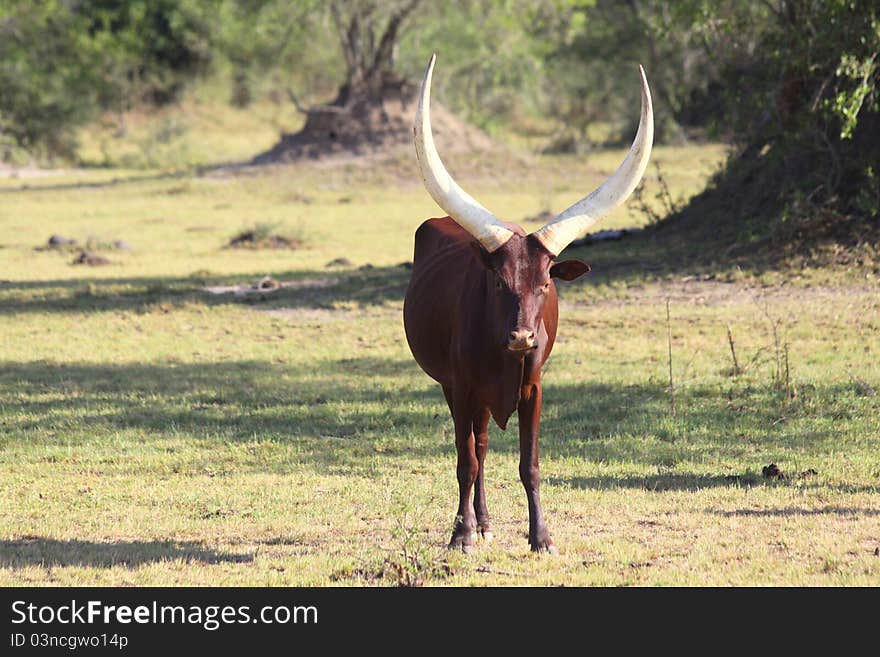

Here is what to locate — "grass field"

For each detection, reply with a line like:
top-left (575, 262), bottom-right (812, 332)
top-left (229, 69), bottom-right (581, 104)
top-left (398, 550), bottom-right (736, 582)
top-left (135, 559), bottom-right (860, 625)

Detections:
top-left (1, 141), bottom-right (878, 586)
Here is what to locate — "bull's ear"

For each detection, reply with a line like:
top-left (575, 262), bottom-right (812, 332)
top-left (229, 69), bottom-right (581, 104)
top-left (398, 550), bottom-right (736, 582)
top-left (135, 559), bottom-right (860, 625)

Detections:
top-left (471, 242), bottom-right (495, 271)
top-left (550, 259), bottom-right (590, 281)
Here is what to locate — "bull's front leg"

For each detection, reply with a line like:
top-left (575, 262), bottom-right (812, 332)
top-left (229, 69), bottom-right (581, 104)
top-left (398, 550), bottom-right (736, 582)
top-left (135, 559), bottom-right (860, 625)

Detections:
top-left (518, 382), bottom-right (556, 553)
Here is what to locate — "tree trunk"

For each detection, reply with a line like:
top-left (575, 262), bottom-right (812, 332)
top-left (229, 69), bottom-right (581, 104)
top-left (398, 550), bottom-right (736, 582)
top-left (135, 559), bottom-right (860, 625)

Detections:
top-left (252, 0), bottom-right (423, 162)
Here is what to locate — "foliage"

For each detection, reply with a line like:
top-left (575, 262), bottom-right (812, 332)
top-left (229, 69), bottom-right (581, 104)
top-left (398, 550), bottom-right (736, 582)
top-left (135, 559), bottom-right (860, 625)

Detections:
top-left (0, 0), bottom-right (742, 158)
top-left (0, 2), bottom-right (106, 158)
top-left (215, 0), bottom-right (566, 130)
top-left (82, 0), bottom-right (214, 106)
top-left (213, 0), bottom-right (339, 108)
top-left (658, 0), bottom-right (880, 261)
top-left (0, 0), bottom-right (214, 158)
top-left (396, 0), bottom-right (561, 130)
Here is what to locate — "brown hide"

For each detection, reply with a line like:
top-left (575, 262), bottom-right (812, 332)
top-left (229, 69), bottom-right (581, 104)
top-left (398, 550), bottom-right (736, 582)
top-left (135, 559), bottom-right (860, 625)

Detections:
top-left (404, 217), bottom-right (559, 428)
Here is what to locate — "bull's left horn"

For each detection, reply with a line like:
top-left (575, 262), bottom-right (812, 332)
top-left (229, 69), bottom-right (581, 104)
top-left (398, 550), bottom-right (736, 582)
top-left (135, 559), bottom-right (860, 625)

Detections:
top-left (532, 65), bottom-right (654, 257)
top-left (414, 54), bottom-right (514, 253)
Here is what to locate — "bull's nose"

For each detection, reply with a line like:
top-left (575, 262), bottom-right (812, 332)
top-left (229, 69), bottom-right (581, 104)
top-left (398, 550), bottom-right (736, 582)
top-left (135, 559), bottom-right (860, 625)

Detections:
top-left (507, 329), bottom-right (536, 351)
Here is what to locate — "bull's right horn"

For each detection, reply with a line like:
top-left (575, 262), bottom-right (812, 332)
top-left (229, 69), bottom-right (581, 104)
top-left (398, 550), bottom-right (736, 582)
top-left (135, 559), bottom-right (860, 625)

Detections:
top-left (414, 54), bottom-right (514, 253)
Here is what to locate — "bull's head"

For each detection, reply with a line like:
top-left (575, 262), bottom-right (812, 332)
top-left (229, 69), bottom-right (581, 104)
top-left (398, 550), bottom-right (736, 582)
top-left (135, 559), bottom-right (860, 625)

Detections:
top-left (471, 231), bottom-right (589, 352)
top-left (414, 54), bottom-right (653, 353)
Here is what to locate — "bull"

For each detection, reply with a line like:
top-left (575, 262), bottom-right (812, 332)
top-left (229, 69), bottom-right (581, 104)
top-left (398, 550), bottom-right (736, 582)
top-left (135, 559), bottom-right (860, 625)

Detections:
top-left (403, 55), bottom-right (653, 552)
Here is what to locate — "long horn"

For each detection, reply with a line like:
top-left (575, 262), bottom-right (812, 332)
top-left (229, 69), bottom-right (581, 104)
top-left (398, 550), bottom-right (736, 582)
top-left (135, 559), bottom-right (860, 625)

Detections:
top-left (532, 65), bottom-right (654, 257)
top-left (414, 54), bottom-right (514, 253)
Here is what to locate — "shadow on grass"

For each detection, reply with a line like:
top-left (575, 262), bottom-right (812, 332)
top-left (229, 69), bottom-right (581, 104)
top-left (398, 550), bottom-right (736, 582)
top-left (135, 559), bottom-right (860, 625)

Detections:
top-left (0, 171), bottom-right (186, 195)
top-left (546, 473), bottom-right (751, 492)
top-left (710, 506), bottom-right (880, 517)
top-left (0, 357), bottom-right (411, 472)
top-left (0, 264), bottom-right (411, 315)
top-left (1, 358), bottom-right (874, 480)
top-left (547, 474), bottom-right (879, 494)
top-left (0, 358), bottom-right (451, 473)
top-left (0, 537), bottom-right (253, 568)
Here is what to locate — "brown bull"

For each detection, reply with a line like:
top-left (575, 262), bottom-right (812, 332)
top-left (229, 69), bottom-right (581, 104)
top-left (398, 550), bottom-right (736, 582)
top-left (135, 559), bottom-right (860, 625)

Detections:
top-left (404, 55), bottom-right (654, 552)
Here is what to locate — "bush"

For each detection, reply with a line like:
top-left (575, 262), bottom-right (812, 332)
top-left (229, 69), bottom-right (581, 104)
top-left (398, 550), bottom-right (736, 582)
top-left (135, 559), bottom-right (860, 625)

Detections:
top-left (0, 0), bottom-right (213, 160)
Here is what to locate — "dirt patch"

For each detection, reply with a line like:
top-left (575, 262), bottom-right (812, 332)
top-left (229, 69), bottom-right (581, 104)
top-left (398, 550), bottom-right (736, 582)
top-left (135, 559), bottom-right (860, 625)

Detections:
top-left (653, 133), bottom-right (880, 270)
top-left (762, 463), bottom-right (785, 480)
top-left (48, 234), bottom-right (78, 248)
top-left (38, 235), bottom-right (132, 254)
top-left (226, 229), bottom-right (302, 250)
top-left (253, 275), bottom-right (280, 291)
top-left (71, 252), bottom-right (111, 266)
top-left (203, 277), bottom-right (334, 298)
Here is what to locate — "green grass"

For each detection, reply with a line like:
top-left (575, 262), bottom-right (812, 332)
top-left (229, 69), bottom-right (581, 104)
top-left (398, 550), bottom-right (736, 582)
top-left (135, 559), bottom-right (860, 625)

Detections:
top-left (1, 143), bottom-right (878, 586)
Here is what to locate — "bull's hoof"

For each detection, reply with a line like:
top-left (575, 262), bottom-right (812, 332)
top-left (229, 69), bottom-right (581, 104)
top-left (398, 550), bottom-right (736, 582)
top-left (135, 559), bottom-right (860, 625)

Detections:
top-left (449, 515), bottom-right (476, 552)
top-left (448, 534), bottom-right (475, 553)
top-left (529, 533), bottom-right (557, 554)
top-left (476, 524), bottom-right (493, 543)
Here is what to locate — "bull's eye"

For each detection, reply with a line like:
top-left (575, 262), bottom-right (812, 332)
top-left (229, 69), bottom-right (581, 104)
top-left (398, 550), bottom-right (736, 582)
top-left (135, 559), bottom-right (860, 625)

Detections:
top-left (542, 281), bottom-right (551, 292)
top-left (495, 279), bottom-right (503, 291)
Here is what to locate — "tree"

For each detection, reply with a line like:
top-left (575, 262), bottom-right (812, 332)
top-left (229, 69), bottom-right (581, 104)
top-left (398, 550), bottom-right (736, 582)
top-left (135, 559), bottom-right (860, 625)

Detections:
top-left (395, 0), bottom-right (555, 132)
top-left (213, 0), bottom-right (335, 108)
top-left (83, 0), bottom-right (214, 107)
top-left (0, 2), bottom-right (106, 158)
top-left (253, 0), bottom-right (427, 161)
top-left (330, 0), bottom-right (422, 102)
top-left (251, 0), bottom-right (578, 162)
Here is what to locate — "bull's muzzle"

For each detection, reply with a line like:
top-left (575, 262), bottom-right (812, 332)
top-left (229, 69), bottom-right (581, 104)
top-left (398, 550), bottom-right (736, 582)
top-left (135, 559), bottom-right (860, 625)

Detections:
top-left (507, 329), bottom-right (537, 352)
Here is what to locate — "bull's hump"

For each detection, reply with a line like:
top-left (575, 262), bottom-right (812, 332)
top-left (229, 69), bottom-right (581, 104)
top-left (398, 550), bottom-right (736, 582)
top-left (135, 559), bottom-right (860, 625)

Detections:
top-left (417, 216), bottom-right (526, 247)
top-left (416, 216), bottom-right (472, 245)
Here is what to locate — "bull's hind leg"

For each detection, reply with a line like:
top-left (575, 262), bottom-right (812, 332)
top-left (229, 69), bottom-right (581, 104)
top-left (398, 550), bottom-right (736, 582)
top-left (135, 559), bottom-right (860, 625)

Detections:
top-left (472, 407), bottom-right (492, 541)
top-left (444, 385), bottom-right (478, 552)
